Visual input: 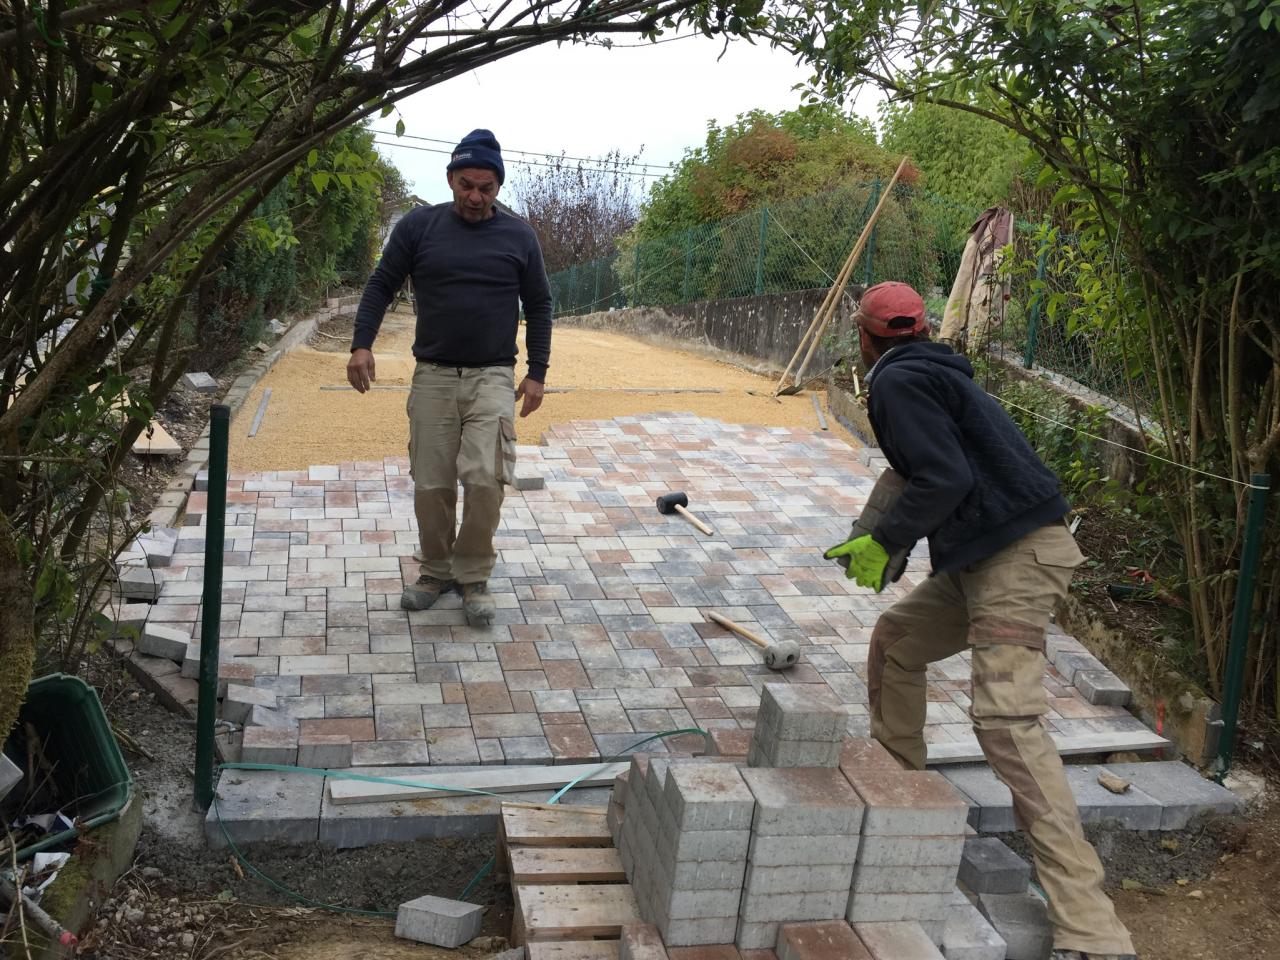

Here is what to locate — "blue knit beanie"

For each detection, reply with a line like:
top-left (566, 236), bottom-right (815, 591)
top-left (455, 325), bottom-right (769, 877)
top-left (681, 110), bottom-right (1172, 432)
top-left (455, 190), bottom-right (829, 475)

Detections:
top-left (447, 129), bottom-right (505, 184)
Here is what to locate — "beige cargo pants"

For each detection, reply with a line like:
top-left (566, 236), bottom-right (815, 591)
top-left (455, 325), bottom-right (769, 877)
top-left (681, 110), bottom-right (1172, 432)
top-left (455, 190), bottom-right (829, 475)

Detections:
top-left (407, 363), bottom-right (516, 585)
top-left (868, 522), bottom-right (1135, 956)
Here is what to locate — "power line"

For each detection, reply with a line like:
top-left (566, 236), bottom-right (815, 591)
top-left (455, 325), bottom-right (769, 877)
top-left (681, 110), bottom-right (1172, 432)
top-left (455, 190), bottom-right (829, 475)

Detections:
top-left (371, 139), bottom-right (670, 178)
top-left (368, 128), bottom-right (675, 172)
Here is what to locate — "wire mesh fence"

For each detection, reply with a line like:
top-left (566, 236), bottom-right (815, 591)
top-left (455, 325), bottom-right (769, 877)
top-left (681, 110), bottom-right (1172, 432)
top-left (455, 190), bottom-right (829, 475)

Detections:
top-left (546, 179), bottom-right (1151, 418)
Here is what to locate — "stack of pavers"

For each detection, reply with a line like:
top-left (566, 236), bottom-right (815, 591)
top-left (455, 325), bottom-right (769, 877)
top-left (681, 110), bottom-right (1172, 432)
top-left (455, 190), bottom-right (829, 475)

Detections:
top-left (840, 739), bottom-right (970, 945)
top-left (610, 681), bottom-right (977, 957)
top-left (617, 756), bottom-right (754, 946)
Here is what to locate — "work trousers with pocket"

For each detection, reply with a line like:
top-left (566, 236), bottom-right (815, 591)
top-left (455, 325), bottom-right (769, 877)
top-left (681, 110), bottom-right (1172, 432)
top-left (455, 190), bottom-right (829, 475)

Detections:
top-left (407, 363), bottom-right (516, 585)
top-left (868, 522), bottom-right (1135, 956)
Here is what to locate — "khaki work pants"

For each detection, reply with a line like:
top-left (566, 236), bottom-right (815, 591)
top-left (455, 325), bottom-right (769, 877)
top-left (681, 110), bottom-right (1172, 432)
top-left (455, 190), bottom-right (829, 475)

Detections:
top-left (407, 363), bottom-right (516, 585)
top-left (868, 522), bottom-right (1135, 955)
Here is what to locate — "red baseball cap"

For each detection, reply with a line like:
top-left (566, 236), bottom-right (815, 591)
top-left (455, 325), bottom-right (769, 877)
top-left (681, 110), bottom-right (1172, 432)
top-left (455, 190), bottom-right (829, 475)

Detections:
top-left (856, 281), bottom-right (928, 338)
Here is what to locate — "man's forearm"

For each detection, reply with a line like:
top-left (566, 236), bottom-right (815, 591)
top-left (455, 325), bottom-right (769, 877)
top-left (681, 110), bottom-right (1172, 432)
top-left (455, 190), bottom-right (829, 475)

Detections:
top-left (524, 311), bottom-right (551, 382)
top-left (351, 272), bottom-right (397, 352)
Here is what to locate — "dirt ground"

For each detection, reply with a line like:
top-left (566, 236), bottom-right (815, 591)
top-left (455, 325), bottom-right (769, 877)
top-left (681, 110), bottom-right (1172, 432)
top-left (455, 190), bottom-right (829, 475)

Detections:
top-left (228, 308), bottom-right (853, 472)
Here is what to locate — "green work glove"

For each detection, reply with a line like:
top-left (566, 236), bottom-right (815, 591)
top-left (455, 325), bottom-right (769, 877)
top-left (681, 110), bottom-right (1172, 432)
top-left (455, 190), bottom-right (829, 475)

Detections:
top-left (823, 534), bottom-right (891, 591)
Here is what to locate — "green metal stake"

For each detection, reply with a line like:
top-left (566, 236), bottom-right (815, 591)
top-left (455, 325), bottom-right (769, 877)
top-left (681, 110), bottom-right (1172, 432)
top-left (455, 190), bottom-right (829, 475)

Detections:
top-left (193, 404), bottom-right (229, 811)
top-left (754, 207), bottom-right (769, 296)
top-left (592, 259), bottom-right (602, 312)
top-left (632, 245), bottom-right (641, 307)
top-left (1023, 232), bottom-right (1051, 369)
top-left (1215, 473), bottom-right (1272, 782)
top-left (863, 178), bottom-right (880, 286)
top-left (568, 265), bottom-right (578, 314)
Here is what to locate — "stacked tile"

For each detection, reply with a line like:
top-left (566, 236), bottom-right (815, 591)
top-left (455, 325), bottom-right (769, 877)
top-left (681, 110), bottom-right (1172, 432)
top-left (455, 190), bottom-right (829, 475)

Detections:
top-left (735, 767), bottom-right (865, 950)
top-left (627, 761), bottom-right (756, 946)
top-left (747, 684), bottom-right (846, 769)
top-left (841, 744), bottom-right (968, 945)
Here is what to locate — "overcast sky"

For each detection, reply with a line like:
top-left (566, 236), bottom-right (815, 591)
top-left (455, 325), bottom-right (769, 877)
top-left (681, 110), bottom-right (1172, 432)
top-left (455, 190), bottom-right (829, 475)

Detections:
top-left (369, 33), bottom-right (883, 208)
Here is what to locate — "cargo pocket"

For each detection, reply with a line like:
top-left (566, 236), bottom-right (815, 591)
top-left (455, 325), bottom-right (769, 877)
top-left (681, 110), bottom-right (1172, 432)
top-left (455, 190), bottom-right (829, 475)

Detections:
top-left (969, 635), bottom-right (1049, 719)
top-left (496, 417), bottom-right (517, 486)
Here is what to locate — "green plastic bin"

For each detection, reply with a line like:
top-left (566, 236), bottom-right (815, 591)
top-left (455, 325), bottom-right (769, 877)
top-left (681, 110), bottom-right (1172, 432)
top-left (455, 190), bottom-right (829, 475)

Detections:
top-left (4, 673), bottom-right (134, 862)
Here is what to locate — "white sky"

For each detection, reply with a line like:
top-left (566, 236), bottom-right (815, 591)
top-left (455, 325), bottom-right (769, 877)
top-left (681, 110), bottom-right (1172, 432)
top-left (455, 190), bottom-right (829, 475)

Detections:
top-left (370, 33), bottom-right (883, 207)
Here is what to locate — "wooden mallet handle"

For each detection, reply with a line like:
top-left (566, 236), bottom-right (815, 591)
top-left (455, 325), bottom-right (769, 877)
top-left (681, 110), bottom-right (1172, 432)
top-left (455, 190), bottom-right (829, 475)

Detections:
top-left (674, 503), bottom-right (714, 535)
top-left (709, 612), bottom-right (768, 650)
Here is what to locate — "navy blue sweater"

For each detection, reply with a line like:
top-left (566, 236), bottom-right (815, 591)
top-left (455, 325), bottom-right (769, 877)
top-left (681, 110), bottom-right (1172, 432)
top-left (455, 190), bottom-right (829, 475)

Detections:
top-left (351, 205), bottom-right (553, 381)
top-left (866, 341), bottom-right (1069, 572)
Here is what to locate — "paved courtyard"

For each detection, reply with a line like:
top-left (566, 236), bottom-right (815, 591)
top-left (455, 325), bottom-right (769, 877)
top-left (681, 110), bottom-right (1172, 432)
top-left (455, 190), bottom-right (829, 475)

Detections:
top-left (151, 414), bottom-right (1159, 766)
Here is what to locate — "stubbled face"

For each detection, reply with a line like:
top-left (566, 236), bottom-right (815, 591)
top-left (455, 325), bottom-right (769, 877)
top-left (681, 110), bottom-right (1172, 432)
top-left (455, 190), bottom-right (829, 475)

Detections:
top-left (448, 168), bottom-right (500, 222)
top-left (859, 326), bottom-right (881, 371)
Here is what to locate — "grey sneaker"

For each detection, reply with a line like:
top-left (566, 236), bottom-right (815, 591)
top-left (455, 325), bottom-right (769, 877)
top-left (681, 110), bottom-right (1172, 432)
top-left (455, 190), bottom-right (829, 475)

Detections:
top-left (459, 581), bottom-right (495, 626)
top-left (1052, 952), bottom-right (1139, 960)
top-left (400, 575), bottom-right (452, 611)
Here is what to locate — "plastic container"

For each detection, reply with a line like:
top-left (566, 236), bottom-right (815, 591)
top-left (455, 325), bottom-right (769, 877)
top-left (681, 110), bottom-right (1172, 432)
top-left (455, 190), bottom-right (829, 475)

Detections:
top-left (5, 673), bottom-right (134, 861)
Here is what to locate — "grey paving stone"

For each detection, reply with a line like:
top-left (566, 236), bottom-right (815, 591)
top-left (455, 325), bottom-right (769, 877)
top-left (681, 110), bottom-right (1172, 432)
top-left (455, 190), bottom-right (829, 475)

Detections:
top-left (137, 623), bottom-right (191, 662)
top-left (959, 837), bottom-right (1031, 894)
top-left (184, 371), bottom-right (219, 393)
top-left (117, 564), bottom-right (164, 601)
top-left (395, 894), bottom-right (483, 947)
top-left (205, 768), bottom-right (321, 847)
top-left (1075, 669), bottom-right (1131, 706)
top-left (942, 896), bottom-right (1007, 960)
top-left (975, 890), bottom-right (1052, 960)
top-left (938, 764), bottom-right (1015, 833)
top-left (1103, 761), bottom-right (1242, 829)
top-left (1063, 764), bottom-right (1163, 830)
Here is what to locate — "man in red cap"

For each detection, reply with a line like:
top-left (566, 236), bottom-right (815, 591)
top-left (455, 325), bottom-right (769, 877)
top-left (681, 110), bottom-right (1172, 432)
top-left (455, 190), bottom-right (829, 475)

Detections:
top-left (825, 281), bottom-right (1137, 960)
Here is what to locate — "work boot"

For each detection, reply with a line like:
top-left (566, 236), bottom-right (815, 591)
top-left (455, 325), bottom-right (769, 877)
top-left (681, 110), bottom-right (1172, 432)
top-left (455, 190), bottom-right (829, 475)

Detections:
top-left (459, 581), bottom-right (495, 626)
top-left (400, 575), bottom-right (452, 611)
top-left (1052, 952), bottom-right (1140, 959)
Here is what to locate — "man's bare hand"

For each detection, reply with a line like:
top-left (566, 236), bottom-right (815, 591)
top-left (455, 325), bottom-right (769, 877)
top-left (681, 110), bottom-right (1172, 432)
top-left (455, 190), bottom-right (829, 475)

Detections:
top-left (348, 349), bottom-right (376, 393)
top-left (516, 377), bottom-right (544, 418)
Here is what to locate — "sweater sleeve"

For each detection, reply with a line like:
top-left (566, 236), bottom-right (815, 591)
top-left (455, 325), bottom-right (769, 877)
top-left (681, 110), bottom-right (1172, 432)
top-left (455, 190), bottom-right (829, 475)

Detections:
top-left (351, 214), bottom-right (417, 352)
top-left (868, 370), bottom-right (975, 553)
top-left (520, 233), bottom-right (553, 382)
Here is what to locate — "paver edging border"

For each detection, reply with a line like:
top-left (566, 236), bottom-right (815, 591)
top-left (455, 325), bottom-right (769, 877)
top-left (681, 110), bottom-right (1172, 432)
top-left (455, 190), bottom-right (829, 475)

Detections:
top-left (145, 294), bottom-right (361, 531)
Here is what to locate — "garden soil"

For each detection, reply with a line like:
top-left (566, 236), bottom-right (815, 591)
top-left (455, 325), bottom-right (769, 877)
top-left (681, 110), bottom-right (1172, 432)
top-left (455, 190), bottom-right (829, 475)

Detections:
top-left (228, 306), bottom-right (854, 472)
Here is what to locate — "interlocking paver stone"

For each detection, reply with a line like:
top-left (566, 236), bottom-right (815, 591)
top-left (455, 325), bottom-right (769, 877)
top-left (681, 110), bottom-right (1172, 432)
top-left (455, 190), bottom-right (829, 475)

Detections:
top-left (171, 415), bottom-right (1159, 768)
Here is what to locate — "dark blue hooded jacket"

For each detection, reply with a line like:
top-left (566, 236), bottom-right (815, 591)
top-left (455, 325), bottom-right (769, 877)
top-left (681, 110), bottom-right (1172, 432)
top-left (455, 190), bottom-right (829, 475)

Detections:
top-left (866, 341), bottom-right (1069, 572)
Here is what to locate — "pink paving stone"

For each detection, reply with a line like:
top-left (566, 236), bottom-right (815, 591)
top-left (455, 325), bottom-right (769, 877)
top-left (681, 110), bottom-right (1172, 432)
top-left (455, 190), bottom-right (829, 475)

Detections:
top-left (777, 922), bottom-right (873, 960)
top-left (299, 717), bottom-right (375, 741)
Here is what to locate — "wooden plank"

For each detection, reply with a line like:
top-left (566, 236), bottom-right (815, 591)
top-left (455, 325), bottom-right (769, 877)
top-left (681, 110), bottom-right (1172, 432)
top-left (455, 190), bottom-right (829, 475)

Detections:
top-left (516, 883), bottom-right (638, 941)
top-left (327, 761), bottom-right (628, 804)
top-left (502, 804), bottom-right (611, 848)
top-left (527, 943), bottom-right (620, 960)
top-left (509, 847), bottom-right (625, 884)
top-left (131, 421), bottom-right (182, 456)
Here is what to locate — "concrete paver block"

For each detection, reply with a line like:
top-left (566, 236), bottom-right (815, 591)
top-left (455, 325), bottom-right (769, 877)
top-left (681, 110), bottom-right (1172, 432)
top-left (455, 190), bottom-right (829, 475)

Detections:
top-left (0, 753), bottom-right (23, 803)
top-left (852, 921), bottom-right (943, 959)
top-left (183, 371), bottom-right (219, 393)
top-left (659, 915), bottom-right (738, 947)
top-left (137, 623), bottom-right (192, 662)
top-left (100, 599), bottom-right (149, 637)
top-left (850, 864), bottom-right (958, 895)
top-left (247, 702), bottom-right (299, 730)
top-left (942, 896), bottom-right (1007, 960)
top-left (1062, 764), bottom-right (1163, 830)
top-left (204, 768), bottom-right (320, 847)
top-left (841, 768), bottom-right (968, 837)
top-left (116, 564), bottom-right (163, 601)
top-left (839, 738), bottom-right (902, 776)
top-left (846, 892), bottom-right (951, 926)
top-left (975, 891), bottom-right (1052, 960)
top-left (757, 684), bottom-right (846, 742)
top-left (621, 923), bottom-right (670, 960)
top-left (240, 725), bottom-right (298, 765)
top-left (297, 733), bottom-right (353, 769)
top-left (749, 833), bottom-right (861, 868)
top-left (394, 894), bottom-right (483, 947)
top-left (1074, 670), bottom-right (1131, 706)
top-left (777, 921), bottom-right (872, 960)
top-left (856, 836), bottom-right (963, 868)
top-left (741, 767), bottom-right (864, 837)
top-left (938, 765), bottom-right (1015, 833)
top-left (666, 946), bottom-right (743, 960)
top-left (958, 837), bottom-right (1031, 894)
top-left (749, 737), bottom-right (843, 769)
top-left (512, 467), bottom-right (546, 491)
top-left (666, 763), bottom-right (755, 832)
top-left (1103, 761), bottom-right (1242, 829)
top-left (222, 683), bottom-right (278, 725)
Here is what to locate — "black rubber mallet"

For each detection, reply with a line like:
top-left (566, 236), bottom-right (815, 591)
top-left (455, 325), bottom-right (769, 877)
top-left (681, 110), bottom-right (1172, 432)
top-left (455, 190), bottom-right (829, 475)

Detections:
top-left (655, 491), bottom-right (714, 535)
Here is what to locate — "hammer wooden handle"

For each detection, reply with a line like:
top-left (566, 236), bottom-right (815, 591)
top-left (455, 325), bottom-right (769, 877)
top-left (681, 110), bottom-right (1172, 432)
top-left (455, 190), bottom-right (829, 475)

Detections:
top-left (674, 503), bottom-right (714, 535)
top-left (709, 612), bottom-right (768, 650)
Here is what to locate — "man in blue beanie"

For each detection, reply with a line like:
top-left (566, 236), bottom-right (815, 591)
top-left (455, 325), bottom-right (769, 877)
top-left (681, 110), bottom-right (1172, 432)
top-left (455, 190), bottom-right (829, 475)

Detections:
top-left (348, 129), bottom-right (552, 627)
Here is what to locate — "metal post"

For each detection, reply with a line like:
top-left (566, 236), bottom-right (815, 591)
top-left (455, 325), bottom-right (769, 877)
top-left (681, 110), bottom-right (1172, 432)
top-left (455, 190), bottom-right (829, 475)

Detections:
top-left (682, 228), bottom-right (694, 303)
top-left (632, 245), bottom-right (641, 306)
top-left (592, 259), bottom-right (602, 312)
top-left (1215, 474), bottom-right (1273, 781)
top-left (863, 178), bottom-right (880, 286)
top-left (193, 405), bottom-right (229, 811)
top-left (1023, 231), bottom-right (1051, 369)
top-left (754, 206), bottom-right (769, 296)
top-left (568, 265), bottom-right (578, 315)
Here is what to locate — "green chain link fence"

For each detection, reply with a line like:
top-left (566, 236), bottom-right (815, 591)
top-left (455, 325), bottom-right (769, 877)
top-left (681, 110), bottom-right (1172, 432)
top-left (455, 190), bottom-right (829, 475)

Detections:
top-left (546, 180), bottom-right (1152, 418)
